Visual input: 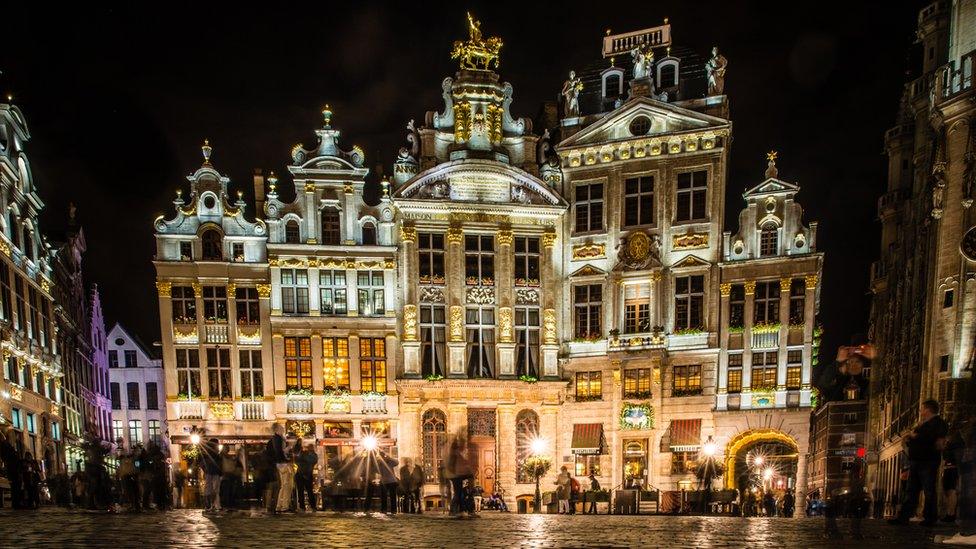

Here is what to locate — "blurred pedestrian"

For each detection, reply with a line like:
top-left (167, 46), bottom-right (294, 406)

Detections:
top-left (219, 444), bottom-right (241, 511)
top-left (378, 450), bottom-right (399, 514)
top-left (890, 399), bottom-right (948, 527)
top-left (586, 473), bottom-right (601, 514)
top-left (1, 427), bottom-right (24, 509)
top-left (295, 444), bottom-right (318, 512)
top-left (275, 434), bottom-right (297, 513)
top-left (202, 438), bottom-right (222, 512)
top-left (555, 466), bottom-right (571, 514)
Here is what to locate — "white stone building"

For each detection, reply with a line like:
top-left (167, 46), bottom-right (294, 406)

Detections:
top-left (107, 323), bottom-right (166, 449)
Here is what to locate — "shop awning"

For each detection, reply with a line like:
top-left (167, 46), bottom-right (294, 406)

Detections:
top-left (668, 419), bottom-right (702, 452)
top-left (571, 423), bottom-right (605, 455)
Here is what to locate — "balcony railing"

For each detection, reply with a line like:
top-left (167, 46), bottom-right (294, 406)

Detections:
top-left (361, 394), bottom-right (388, 415)
top-left (602, 25), bottom-right (671, 58)
top-left (878, 188), bottom-right (910, 217)
top-left (286, 395), bottom-right (313, 414)
top-left (608, 332), bottom-right (666, 351)
top-left (940, 50), bottom-right (975, 102)
top-left (751, 331), bottom-right (779, 350)
top-left (204, 324), bottom-right (229, 344)
top-left (240, 401), bottom-right (265, 421)
top-left (176, 400), bottom-right (205, 420)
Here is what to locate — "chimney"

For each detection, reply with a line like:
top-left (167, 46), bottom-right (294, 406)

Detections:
top-left (253, 168), bottom-right (265, 219)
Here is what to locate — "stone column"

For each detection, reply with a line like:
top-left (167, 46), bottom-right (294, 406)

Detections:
top-left (650, 271), bottom-right (662, 331)
top-left (448, 402), bottom-right (468, 438)
top-left (304, 183), bottom-right (318, 244)
top-left (349, 334), bottom-right (362, 393)
top-left (446, 225), bottom-right (466, 377)
top-left (801, 274), bottom-right (818, 406)
top-left (496, 229), bottom-right (515, 377)
top-left (155, 282), bottom-right (178, 401)
top-left (311, 334), bottom-right (324, 396)
top-left (541, 231), bottom-right (559, 379)
top-left (226, 282), bottom-right (240, 397)
top-left (496, 404), bottom-right (517, 507)
top-left (400, 226), bottom-right (421, 376)
top-left (540, 404), bottom-right (559, 486)
top-left (191, 282), bottom-right (207, 398)
top-left (776, 277), bottom-right (791, 407)
top-left (399, 402), bottom-right (421, 463)
top-left (345, 260), bottom-right (359, 318)
top-left (269, 263), bottom-right (282, 315)
top-left (741, 280), bottom-right (756, 408)
top-left (795, 452), bottom-right (808, 518)
top-left (257, 284), bottom-right (273, 403)
top-left (308, 261), bottom-right (320, 316)
top-left (716, 282), bottom-right (731, 410)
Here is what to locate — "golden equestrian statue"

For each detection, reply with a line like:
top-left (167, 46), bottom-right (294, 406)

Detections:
top-left (451, 12), bottom-right (503, 71)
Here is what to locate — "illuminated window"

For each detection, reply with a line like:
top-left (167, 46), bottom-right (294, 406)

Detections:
top-left (466, 307), bottom-right (495, 378)
top-left (418, 233), bottom-right (445, 284)
top-left (576, 455), bottom-right (601, 477)
top-left (515, 409), bottom-right (540, 483)
top-left (672, 365), bottom-right (702, 396)
top-left (515, 307), bottom-right (540, 378)
top-left (281, 269), bottom-right (309, 315)
top-left (239, 349), bottom-right (263, 399)
top-left (320, 208), bottom-right (340, 245)
top-left (623, 176), bottom-right (654, 227)
top-left (674, 275), bottom-right (704, 331)
top-left (675, 171), bottom-right (707, 222)
top-left (284, 337), bottom-right (312, 390)
top-left (623, 368), bottom-right (652, 399)
top-left (148, 420), bottom-right (161, 446)
top-left (112, 419), bottom-right (123, 442)
top-left (576, 371), bottom-right (602, 401)
top-left (206, 347), bottom-right (232, 400)
top-left (624, 284), bottom-right (650, 334)
top-left (420, 305), bottom-right (446, 378)
top-left (786, 366), bottom-right (801, 390)
top-left (171, 286), bottom-right (196, 323)
top-left (128, 420), bottom-right (142, 444)
top-left (464, 235), bottom-right (494, 286)
top-left (359, 338), bottom-right (387, 393)
top-left (574, 285), bottom-right (602, 339)
top-left (322, 337), bottom-right (350, 390)
top-left (754, 281), bottom-right (780, 324)
top-left (575, 183), bottom-right (604, 233)
top-left (751, 351), bottom-right (778, 389)
top-left (422, 409), bottom-right (447, 483)
top-left (319, 270), bottom-right (347, 315)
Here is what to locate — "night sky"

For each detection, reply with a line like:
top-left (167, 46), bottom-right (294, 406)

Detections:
top-left (3, 2), bottom-right (921, 360)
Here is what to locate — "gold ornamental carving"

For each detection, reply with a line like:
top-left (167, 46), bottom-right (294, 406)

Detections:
top-left (779, 277), bottom-right (792, 290)
top-left (304, 182), bottom-right (317, 192)
top-left (191, 282), bottom-right (203, 297)
top-left (10, 385), bottom-right (22, 401)
top-left (498, 307), bottom-right (514, 343)
top-left (402, 305), bottom-right (419, 342)
top-left (672, 232), bottom-right (709, 250)
top-left (399, 226), bottom-right (417, 243)
top-left (744, 281), bottom-right (756, 295)
top-left (210, 402), bottom-right (234, 420)
top-left (542, 231), bottom-right (557, 249)
top-left (256, 284), bottom-right (272, 299)
top-left (268, 257), bottom-right (279, 267)
top-left (804, 274), bottom-right (818, 288)
top-left (384, 260), bottom-right (396, 270)
top-left (156, 281), bottom-right (172, 297)
top-left (454, 102), bottom-right (472, 142)
top-left (496, 229), bottom-right (514, 247)
top-left (449, 306), bottom-right (465, 342)
top-left (0, 240), bottom-right (10, 257)
top-left (543, 309), bottom-right (557, 345)
top-left (572, 243), bottom-right (605, 260)
top-left (627, 232), bottom-right (652, 261)
top-left (451, 12), bottom-right (502, 71)
top-left (446, 226), bottom-right (464, 245)
top-left (226, 283), bottom-right (237, 296)
top-left (719, 283), bottom-right (732, 297)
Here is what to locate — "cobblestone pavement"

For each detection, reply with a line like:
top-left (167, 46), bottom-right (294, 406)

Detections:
top-left (0, 508), bottom-right (962, 548)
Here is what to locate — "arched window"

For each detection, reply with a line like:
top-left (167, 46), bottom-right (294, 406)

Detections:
top-left (659, 64), bottom-right (677, 87)
top-left (605, 74), bottom-right (621, 98)
top-left (759, 223), bottom-right (778, 257)
top-left (321, 208), bottom-right (341, 245)
top-left (201, 229), bottom-right (223, 261)
top-left (284, 220), bottom-right (301, 244)
top-left (422, 409), bottom-right (447, 483)
top-left (362, 222), bottom-right (377, 246)
top-left (22, 225), bottom-right (32, 260)
top-left (515, 409), bottom-right (540, 483)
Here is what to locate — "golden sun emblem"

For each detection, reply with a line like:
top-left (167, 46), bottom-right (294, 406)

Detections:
top-left (627, 231), bottom-right (651, 261)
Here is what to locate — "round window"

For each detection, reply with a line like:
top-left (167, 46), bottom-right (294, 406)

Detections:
top-left (115, 338), bottom-right (125, 346)
top-left (203, 195), bottom-right (216, 209)
top-left (629, 116), bottom-right (652, 136)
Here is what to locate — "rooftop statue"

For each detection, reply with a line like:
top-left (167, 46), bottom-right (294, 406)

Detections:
top-left (631, 43), bottom-right (654, 79)
top-left (451, 13), bottom-right (502, 71)
top-left (705, 46), bottom-right (728, 95)
top-left (561, 70), bottom-right (583, 118)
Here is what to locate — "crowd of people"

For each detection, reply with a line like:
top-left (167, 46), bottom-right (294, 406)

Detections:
top-left (0, 425), bottom-right (43, 509)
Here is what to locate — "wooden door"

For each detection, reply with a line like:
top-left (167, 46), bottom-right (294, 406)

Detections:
top-left (471, 439), bottom-right (495, 495)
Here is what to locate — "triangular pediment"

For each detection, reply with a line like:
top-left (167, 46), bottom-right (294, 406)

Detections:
top-left (393, 159), bottom-right (567, 208)
top-left (743, 177), bottom-right (800, 198)
top-left (672, 254), bottom-right (711, 269)
top-left (570, 264), bottom-right (607, 278)
top-left (556, 96), bottom-right (729, 151)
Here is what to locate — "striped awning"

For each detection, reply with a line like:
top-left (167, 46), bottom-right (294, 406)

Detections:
top-left (571, 423), bottom-right (605, 455)
top-left (669, 419), bottom-right (702, 451)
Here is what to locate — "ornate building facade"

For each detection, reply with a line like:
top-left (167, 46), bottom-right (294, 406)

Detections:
top-left (867, 0), bottom-right (976, 517)
top-left (107, 323), bottom-right (166, 450)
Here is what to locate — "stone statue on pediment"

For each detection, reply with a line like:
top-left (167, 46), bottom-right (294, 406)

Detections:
top-left (706, 46), bottom-right (727, 95)
top-left (561, 70), bottom-right (583, 118)
top-left (631, 43), bottom-right (654, 80)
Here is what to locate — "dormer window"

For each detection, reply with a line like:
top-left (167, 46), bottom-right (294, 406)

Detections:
top-left (285, 220), bottom-right (301, 244)
top-left (759, 223), bottom-right (778, 257)
top-left (321, 208), bottom-right (340, 245)
top-left (201, 229), bottom-right (223, 260)
top-left (21, 226), bottom-right (32, 260)
top-left (601, 68), bottom-right (625, 106)
top-left (362, 222), bottom-right (377, 245)
top-left (657, 59), bottom-right (679, 88)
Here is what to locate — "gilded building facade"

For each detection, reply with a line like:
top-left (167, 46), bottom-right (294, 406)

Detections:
top-left (868, 0), bottom-right (976, 517)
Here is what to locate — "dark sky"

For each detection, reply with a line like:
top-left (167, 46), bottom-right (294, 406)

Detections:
top-left (3, 1), bottom-right (921, 358)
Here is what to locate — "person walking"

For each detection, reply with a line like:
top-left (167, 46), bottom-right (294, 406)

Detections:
top-left (555, 466), bottom-right (571, 514)
top-left (936, 404), bottom-right (976, 545)
top-left (219, 444), bottom-right (241, 511)
top-left (202, 439), bottom-right (222, 513)
top-left (173, 468), bottom-right (185, 509)
top-left (23, 453), bottom-right (40, 509)
top-left (447, 435), bottom-right (475, 517)
top-left (399, 458), bottom-right (416, 513)
top-left (890, 399), bottom-right (949, 527)
top-left (586, 473), bottom-right (601, 514)
top-left (273, 429), bottom-right (296, 513)
top-left (410, 460), bottom-right (426, 513)
top-left (295, 444), bottom-right (318, 512)
top-left (1, 427), bottom-right (24, 509)
top-left (378, 450), bottom-right (399, 514)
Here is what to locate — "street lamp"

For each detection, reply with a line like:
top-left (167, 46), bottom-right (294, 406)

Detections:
top-left (528, 436), bottom-right (550, 514)
top-left (698, 435), bottom-right (720, 514)
top-left (189, 433), bottom-right (201, 446)
top-left (362, 433), bottom-right (378, 452)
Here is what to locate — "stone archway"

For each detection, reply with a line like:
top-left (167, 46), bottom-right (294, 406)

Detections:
top-left (723, 429), bottom-right (799, 490)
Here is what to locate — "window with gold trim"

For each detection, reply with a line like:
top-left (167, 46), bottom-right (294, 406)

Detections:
top-left (323, 337), bottom-right (350, 390)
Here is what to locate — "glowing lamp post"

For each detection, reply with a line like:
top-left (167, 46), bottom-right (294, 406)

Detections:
top-left (362, 433), bottom-right (379, 452)
top-left (697, 435), bottom-right (722, 514)
top-left (524, 437), bottom-right (551, 514)
top-left (189, 433), bottom-right (201, 446)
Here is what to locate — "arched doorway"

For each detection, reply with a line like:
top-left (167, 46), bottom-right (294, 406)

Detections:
top-left (723, 430), bottom-right (799, 495)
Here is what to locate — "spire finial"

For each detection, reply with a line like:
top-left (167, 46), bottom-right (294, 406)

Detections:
top-left (267, 170), bottom-right (278, 193)
top-left (765, 150), bottom-right (778, 179)
top-left (201, 139), bottom-right (213, 166)
top-left (322, 104), bottom-right (333, 128)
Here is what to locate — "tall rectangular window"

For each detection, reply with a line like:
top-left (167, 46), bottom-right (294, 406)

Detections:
top-left (0, 263), bottom-right (12, 322)
top-left (112, 419), bottom-right (123, 442)
top-left (573, 284), bottom-right (602, 339)
top-left (675, 170), bottom-right (707, 222)
top-left (232, 242), bottom-right (245, 261)
top-left (786, 349), bottom-right (802, 390)
top-left (284, 337), bottom-right (312, 390)
top-left (239, 349), bottom-right (264, 399)
top-left (674, 275), bottom-right (704, 331)
top-left (359, 338), bottom-right (387, 393)
top-left (171, 286), bottom-right (196, 323)
top-left (206, 347), bottom-right (232, 400)
top-left (27, 286), bottom-right (38, 341)
top-left (575, 371), bottom-right (602, 401)
top-left (14, 277), bottom-right (26, 333)
top-left (126, 382), bottom-right (140, 410)
top-left (321, 207), bottom-right (341, 245)
top-left (728, 353), bottom-right (743, 393)
top-left (575, 183), bottom-right (604, 233)
top-left (623, 175), bottom-right (654, 227)
top-left (322, 337), bottom-right (350, 390)
top-left (108, 350), bottom-right (119, 368)
top-left (420, 305), bottom-right (447, 378)
top-left (110, 382), bottom-right (121, 410)
top-left (202, 286), bottom-right (228, 321)
top-left (751, 351), bottom-right (778, 389)
top-left (148, 420), bottom-right (161, 446)
top-left (515, 307), bottom-right (540, 378)
top-left (789, 279), bottom-right (805, 325)
top-left (124, 350), bottom-right (137, 368)
top-left (466, 307), bottom-right (496, 378)
top-left (514, 237), bottom-right (540, 286)
top-left (418, 233), bottom-right (445, 285)
top-left (319, 270), bottom-right (347, 315)
top-left (464, 235), bottom-right (494, 286)
top-left (175, 348), bottom-right (201, 398)
top-left (179, 241), bottom-right (193, 261)
top-left (280, 269), bottom-right (309, 314)
top-left (357, 271), bottom-right (385, 316)
top-left (729, 284), bottom-right (745, 328)
top-left (754, 281), bottom-right (780, 324)
top-left (624, 283), bottom-right (651, 333)
top-left (236, 287), bottom-right (260, 325)
top-left (623, 368), bottom-right (652, 399)
top-left (760, 225), bottom-right (779, 256)
top-left (6, 356), bottom-right (17, 384)
top-left (145, 382), bottom-right (159, 410)
top-left (672, 364), bottom-right (702, 395)
top-left (128, 419), bottom-right (142, 444)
